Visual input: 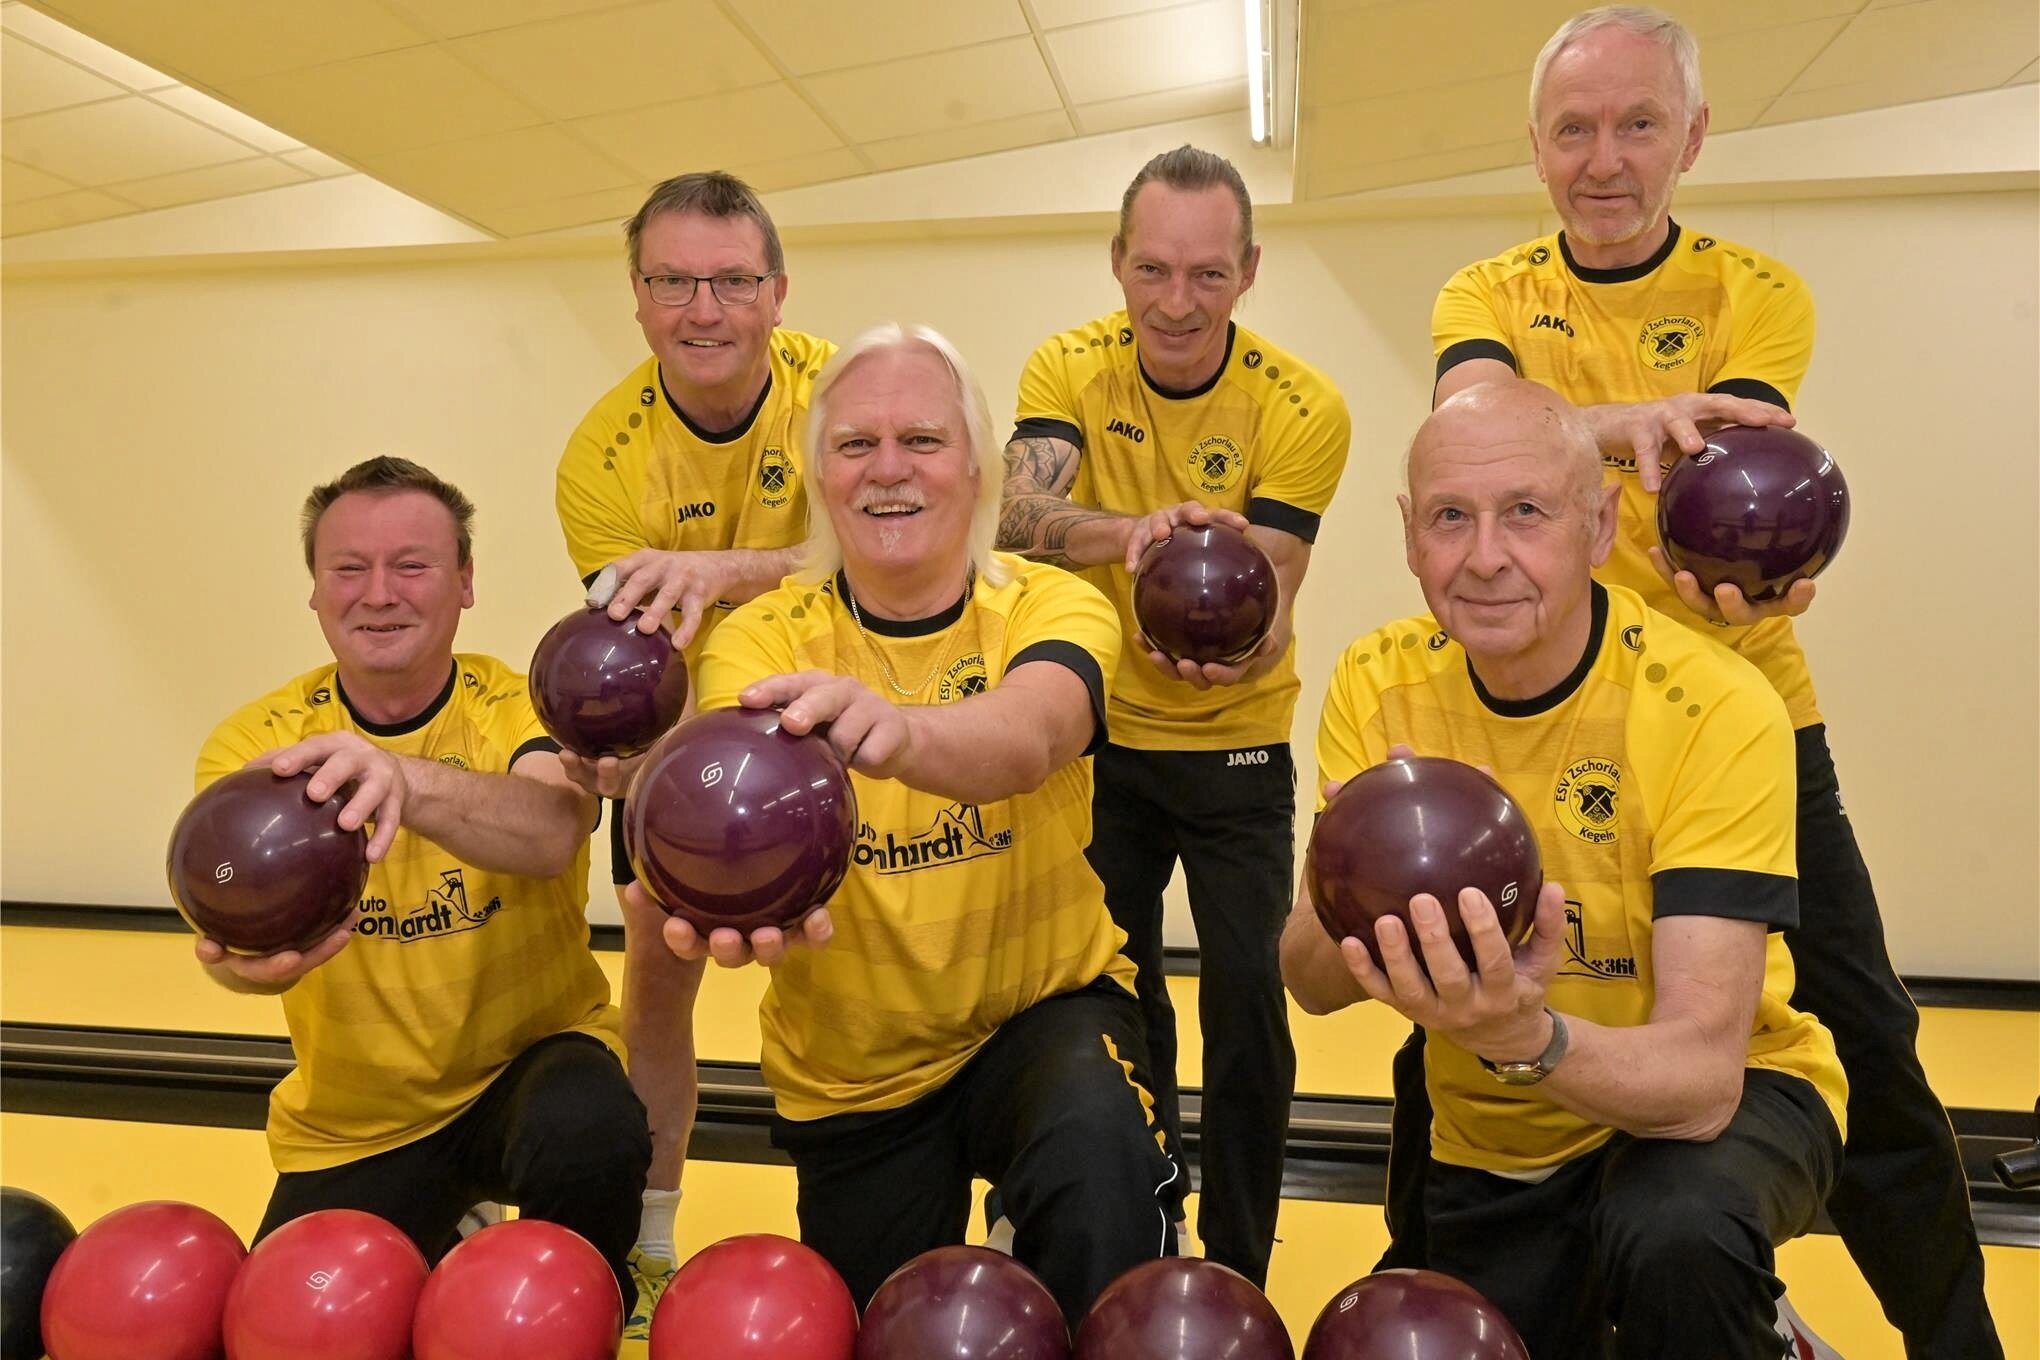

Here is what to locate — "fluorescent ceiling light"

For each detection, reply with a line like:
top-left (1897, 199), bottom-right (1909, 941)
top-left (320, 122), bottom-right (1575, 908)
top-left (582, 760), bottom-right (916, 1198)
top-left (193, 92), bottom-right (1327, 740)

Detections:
top-left (1245, 0), bottom-right (1272, 145)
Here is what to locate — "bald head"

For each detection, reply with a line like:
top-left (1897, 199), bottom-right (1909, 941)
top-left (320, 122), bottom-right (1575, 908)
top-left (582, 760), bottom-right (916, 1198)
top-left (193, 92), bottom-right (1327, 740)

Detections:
top-left (1407, 381), bottom-right (1602, 512)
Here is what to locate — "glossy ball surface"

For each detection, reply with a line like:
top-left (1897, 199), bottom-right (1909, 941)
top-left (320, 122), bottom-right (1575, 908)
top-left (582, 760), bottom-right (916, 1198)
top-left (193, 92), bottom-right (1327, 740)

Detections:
top-left (411, 1220), bottom-right (622, 1360)
top-left (650, 1234), bottom-right (855, 1360)
top-left (1302, 1269), bottom-right (1528, 1360)
top-left (39, 1200), bottom-right (246, 1360)
top-left (166, 768), bottom-right (368, 954)
top-left (857, 1245), bottom-right (1068, 1360)
top-left (1132, 523), bottom-right (1278, 666)
top-left (1074, 1258), bottom-right (1293, 1360)
top-left (528, 605), bottom-right (689, 759)
top-left (223, 1208), bottom-right (428, 1360)
top-left (1656, 425), bottom-right (1850, 602)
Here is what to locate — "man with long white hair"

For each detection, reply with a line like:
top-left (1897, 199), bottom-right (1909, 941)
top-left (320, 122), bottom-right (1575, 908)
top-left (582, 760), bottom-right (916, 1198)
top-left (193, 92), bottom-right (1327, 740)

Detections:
top-left (1418, 9), bottom-right (2001, 1356)
top-left (633, 324), bottom-right (1177, 1322)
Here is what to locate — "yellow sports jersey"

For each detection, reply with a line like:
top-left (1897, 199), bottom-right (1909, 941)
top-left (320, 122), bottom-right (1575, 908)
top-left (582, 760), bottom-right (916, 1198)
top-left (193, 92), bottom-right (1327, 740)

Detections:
top-left (1015, 311), bottom-right (1350, 750)
top-left (196, 655), bottom-right (620, 1173)
top-left (556, 329), bottom-right (836, 670)
top-left (1314, 585), bottom-right (1845, 1174)
top-left (1433, 223), bottom-right (1822, 728)
top-left (696, 556), bottom-right (1138, 1122)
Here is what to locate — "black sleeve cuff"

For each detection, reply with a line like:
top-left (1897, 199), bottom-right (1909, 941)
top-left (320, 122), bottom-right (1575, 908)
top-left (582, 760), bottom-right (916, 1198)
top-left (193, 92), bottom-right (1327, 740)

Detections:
top-left (1708, 377), bottom-right (1791, 412)
top-left (608, 800), bottom-right (636, 886)
top-left (1652, 867), bottom-right (1797, 931)
top-left (1435, 339), bottom-right (1519, 383)
top-left (1007, 639), bottom-right (1109, 756)
top-left (511, 736), bottom-right (563, 768)
top-left (1247, 497), bottom-right (1321, 543)
top-left (1011, 416), bottom-right (1085, 451)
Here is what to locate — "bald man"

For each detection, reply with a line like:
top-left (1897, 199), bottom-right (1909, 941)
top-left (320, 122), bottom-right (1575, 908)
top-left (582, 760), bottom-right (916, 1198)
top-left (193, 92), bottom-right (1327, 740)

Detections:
top-left (1282, 383), bottom-right (1845, 1360)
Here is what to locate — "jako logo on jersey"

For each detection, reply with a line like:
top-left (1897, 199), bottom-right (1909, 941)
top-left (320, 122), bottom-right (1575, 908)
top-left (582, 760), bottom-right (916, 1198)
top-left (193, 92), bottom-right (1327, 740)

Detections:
top-left (854, 802), bottom-right (1011, 874)
top-left (1187, 435), bottom-right (1245, 494)
top-left (1554, 757), bottom-right (1621, 845)
top-left (1620, 624), bottom-right (1644, 652)
top-left (1106, 417), bottom-right (1147, 444)
top-left (1638, 314), bottom-right (1704, 371)
top-left (356, 868), bottom-right (500, 941)
top-left (1528, 313), bottom-right (1575, 338)
top-left (755, 448), bottom-right (796, 510)
top-left (1227, 748), bottom-right (1270, 767)
top-left (1528, 245), bottom-right (1552, 266)
top-left (676, 501), bottom-right (717, 524)
top-left (308, 686), bottom-right (332, 706)
top-left (639, 386), bottom-right (657, 406)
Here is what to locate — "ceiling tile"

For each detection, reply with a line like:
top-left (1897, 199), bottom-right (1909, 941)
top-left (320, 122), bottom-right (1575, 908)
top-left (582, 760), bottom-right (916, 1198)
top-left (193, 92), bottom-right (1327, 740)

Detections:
top-left (224, 46), bottom-right (548, 157)
top-left (146, 85), bottom-right (302, 152)
top-left (1309, 0), bottom-right (1572, 103)
top-left (1, 185), bottom-right (132, 235)
top-left (1698, 17), bottom-right (1852, 107)
top-left (1, 3), bottom-right (171, 88)
top-left (110, 155), bottom-right (310, 208)
top-left (361, 125), bottom-right (635, 209)
top-left (4, 96), bottom-right (262, 185)
top-left (1, 157), bottom-right (76, 203)
top-left (735, 0), bottom-right (1027, 75)
top-left (1700, 99), bottom-right (1767, 135)
top-left (2010, 58), bottom-right (2038, 83)
top-left (451, 0), bottom-right (776, 120)
top-left (1, 30), bottom-right (124, 117)
top-left (571, 82), bottom-right (843, 181)
top-left (1305, 138), bottom-right (1527, 199)
top-left (1047, 0), bottom-right (1242, 106)
top-left (1076, 77), bottom-right (1243, 134)
top-left (279, 147), bottom-right (353, 177)
top-left (730, 146), bottom-right (867, 192)
top-left (378, 0), bottom-right (634, 39)
top-left (862, 107), bottom-right (1073, 170)
top-left (1031, 0), bottom-right (1183, 28)
top-left (31, 0), bottom-right (429, 83)
top-left (469, 182), bottom-right (650, 237)
top-left (1657, 0), bottom-right (1869, 36)
top-left (1790, 0), bottom-right (2037, 93)
top-left (803, 36), bottom-right (1060, 143)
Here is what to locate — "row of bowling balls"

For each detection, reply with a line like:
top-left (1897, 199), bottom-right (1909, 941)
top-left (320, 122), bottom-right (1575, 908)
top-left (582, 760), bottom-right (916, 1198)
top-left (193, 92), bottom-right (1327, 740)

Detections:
top-left (1, 1189), bottom-right (619, 1360)
top-left (667, 1233), bottom-right (1529, 1360)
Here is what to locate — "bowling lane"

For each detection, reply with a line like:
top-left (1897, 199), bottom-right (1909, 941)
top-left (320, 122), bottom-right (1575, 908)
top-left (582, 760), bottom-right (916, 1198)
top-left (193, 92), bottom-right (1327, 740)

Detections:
top-left (3, 922), bottom-right (2033, 1111)
top-left (5, 1112), bottom-right (2033, 1359)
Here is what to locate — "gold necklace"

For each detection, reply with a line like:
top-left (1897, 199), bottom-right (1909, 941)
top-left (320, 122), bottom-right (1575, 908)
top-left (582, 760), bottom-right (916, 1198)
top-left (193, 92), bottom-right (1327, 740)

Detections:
top-left (844, 581), bottom-right (963, 698)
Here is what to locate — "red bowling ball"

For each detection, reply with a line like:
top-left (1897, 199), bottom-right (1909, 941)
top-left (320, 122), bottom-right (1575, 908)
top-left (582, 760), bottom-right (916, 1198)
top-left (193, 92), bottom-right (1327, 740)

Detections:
top-left (411, 1219), bottom-right (621, 1360)
top-left (1133, 523), bottom-right (1278, 666)
top-left (222, 1209), bottom-right (427, 1360)
top-left (1306, 757), bottom-right (1542, 972)
top-left (1074, 1258), bottom-right (1293, 1360)
top-left (1656, 424), bottom-right (1850, 602)
top-left (857, 1245), bottom-right (1068, 1360)
top-left (650, 1234), bottom-right (856, 1360)
top-left (167, 768), bottom-right (369, 955)
top-left (40, 1200), bottom-right (246, 1360)
top-left (1302, 1270), bottom-right (1527, 1360)
top-left (528, 604), bottom-right (690, 759)
top-left (625, 707), bottom-right (857, 935)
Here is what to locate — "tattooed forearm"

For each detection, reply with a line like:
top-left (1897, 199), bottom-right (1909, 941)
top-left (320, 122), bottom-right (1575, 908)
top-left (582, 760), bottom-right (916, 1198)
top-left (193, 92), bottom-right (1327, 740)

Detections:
top-left (999, 497), bottom-right (1123, 569)
top-left (1002, 436), bottom-right (1080, 496)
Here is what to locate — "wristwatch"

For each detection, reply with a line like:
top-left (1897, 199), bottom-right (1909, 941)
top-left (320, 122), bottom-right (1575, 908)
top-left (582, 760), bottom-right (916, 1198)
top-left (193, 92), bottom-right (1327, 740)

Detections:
top-left (1479, 1008), bottom-right (1569, 1086)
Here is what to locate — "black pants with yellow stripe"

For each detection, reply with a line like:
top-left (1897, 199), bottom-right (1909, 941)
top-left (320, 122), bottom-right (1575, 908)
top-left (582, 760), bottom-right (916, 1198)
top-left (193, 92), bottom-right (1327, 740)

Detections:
top-left (1381, 725), bottom-right (2003, 1358)
top-left (1084, 741), bottom-right (1299, 1287)
top-left (772, 976), bottom-right (1178, 1326)
top-left (256, 1033), bottom-right (650, 1309)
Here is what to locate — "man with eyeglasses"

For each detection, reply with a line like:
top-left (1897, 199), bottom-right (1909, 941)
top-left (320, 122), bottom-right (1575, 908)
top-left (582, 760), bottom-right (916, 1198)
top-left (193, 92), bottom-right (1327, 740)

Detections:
top-left (553, 169), bottom-right (834, 1340)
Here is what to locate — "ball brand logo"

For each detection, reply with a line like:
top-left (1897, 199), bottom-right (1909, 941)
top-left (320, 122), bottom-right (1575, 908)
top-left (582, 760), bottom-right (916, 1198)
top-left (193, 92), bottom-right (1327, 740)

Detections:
top-left (1338, 1292), bottom-right (1359, 1313)
top-left (306, 1270), bottom-right (333, 1290)
top-left (700, 762), bottom-right (724, 788)
top-left (214, 862), bottom-right (234, 884)
top-left (1693, 451), bottom-right (1718, 466)
top-left (1498, 881), bottom-right (1520, 907)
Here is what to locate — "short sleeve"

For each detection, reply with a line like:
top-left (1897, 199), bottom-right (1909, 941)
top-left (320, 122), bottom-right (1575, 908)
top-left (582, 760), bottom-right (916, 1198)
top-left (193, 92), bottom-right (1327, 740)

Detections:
top-left (1247, 383), bottom-right (1351, 532)
top-left (1710, 260), bottom-right (1816, 410)
top-left (1001, 567), bottom-right (1123, 689)
top-left (1013, 333), bottom-right (1084, 447)
top-left (556, 400), bottom-right (650, 584)
top-left (194, 705), bottom-right (275, 793)
top-left (1312, 640), bottom-right (1393, 813)
top-left (1646, 682), bottom-right (1797, 884)
top-left (1432, 263), bottom-right (1519, 380)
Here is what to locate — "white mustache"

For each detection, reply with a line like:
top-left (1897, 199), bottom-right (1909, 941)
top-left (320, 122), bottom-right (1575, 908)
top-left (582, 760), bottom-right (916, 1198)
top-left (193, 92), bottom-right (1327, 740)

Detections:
top-left (853, 488), bottom-right (926, 512)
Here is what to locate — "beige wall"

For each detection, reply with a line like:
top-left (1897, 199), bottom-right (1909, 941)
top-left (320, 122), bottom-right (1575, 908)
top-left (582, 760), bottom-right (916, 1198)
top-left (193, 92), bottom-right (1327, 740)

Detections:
top-left (3, 190), bottom-right (2034, 978)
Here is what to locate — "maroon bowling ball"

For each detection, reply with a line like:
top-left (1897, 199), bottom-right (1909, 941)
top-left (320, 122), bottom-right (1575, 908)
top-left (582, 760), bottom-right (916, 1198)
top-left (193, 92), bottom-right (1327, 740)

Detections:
top-left (625, 707), bottom-right (857, 935)
top-left (1074, 1258), bottom-right (1293, 1360)
top-left (1303, 1270), bottom-right (1527, 1360)
top-left (1132, 523), bottom-right (1278, 666)
top-left (857, 1246), bottom-right (1069, 1360)
top-left (1656, 424), bottom-right (1850, 602)
top-left (529, 604), bottom-right (689, 759)
top-left (167, 768), bottom-right (369, 955)
top-left (1306, 757), bottom-right (1541, 972)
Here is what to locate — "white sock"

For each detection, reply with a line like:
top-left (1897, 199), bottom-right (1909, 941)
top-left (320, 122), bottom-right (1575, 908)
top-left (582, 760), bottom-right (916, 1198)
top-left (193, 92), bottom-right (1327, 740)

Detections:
top-left (637, 1187), bottom-right (682, 1261)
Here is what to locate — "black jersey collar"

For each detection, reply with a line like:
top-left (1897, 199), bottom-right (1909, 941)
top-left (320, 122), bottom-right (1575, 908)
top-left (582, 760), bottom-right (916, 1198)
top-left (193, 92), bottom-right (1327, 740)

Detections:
top-left (338, 659), bottom-right (457, 736)
top-left (835, 570), bottom-right (972, 637)
top-left (1559, 220), bottom-right (1681, 284)
top-left (1139, 322), bottom-right (1235, 401)
top-left (1468, 582), bottom-right (1608, 717)
top-left (660, 366), bottom-right (772, 445)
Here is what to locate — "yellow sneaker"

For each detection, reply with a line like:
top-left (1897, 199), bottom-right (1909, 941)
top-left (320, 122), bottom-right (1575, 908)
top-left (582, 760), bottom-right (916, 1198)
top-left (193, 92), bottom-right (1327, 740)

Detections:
top-left (624, 1246), bottom-right (676, 1342)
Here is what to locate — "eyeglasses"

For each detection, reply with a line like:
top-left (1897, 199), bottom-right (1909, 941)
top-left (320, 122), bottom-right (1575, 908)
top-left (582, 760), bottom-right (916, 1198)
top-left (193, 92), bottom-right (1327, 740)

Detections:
top-left (637, 271), bottom-right (777, 306)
